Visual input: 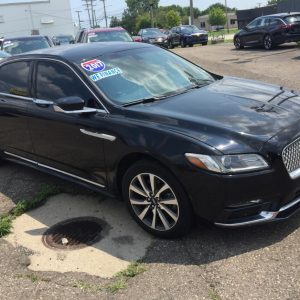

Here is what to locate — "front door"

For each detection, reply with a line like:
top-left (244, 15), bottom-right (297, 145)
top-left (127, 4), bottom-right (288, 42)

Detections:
top-left (27, 60), bottom-right (110, 188)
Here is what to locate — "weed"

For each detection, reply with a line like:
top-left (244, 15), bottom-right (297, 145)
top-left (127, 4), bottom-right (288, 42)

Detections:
top-left (0, 184), bottom-right (60, 238)
top-left (209, 290), bottom-right (222, 300)
top-left (116, 262), bottom-right (146, 278)
top-left (106, 278), bottom-right (127, 293)
top-left (16, 273), bottom-right (50, 283)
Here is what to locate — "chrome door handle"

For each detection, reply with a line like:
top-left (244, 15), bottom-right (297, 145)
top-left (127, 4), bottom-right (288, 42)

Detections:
top-left (33, 99), bottom-right (54, 106)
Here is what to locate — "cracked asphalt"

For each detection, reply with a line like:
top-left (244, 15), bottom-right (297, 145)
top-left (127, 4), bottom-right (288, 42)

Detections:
top-left (0, 42), bottom-right (300, 300)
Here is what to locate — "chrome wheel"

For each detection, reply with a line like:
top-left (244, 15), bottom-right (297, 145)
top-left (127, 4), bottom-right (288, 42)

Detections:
top-left (264, 35), bottom-right (272, 50)
top-left (234, 37), bottom-right (241, 49)
top-left (129, 173), bottom-right (179, 232)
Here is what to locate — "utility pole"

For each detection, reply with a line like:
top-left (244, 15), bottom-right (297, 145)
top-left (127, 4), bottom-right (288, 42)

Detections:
top-left (149, 0), bottom-right (154, 27)
top-left (76, 10), bottom-right (83, 29)
top-left (225, 0), bottom-right (229, 34)
top-left (90, 0), bottom-right (97, 27)
top-left (100, 0), bottom-right (108, 28)
top-left (82, 0), bottom-right (92, 27)
top-left (190, 0), bottom-right (194, 25)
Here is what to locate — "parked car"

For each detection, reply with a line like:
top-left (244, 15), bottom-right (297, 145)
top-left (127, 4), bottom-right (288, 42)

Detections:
top-left (75, 27), bottom-right (133, 43)
top-left (234, 12), bottom-right (300, 50)
top-left (53, 34), bottom-right (75, 46)
top-left (136, 28), bottom-right (169, 47)
top-left (168, 25), bottom-right (208, 48)
top-left (0, 50), bottom-right (10, 61)
top-left (1, 36), bottom-right (53, 55)
top-left (1, 42), bottom-right (300, 238)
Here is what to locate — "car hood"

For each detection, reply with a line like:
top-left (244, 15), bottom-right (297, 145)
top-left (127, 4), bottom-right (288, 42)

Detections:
top-left (126, 77), bottom-right (300, 154)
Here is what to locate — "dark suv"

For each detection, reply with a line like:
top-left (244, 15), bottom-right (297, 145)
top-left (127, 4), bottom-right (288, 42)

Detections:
top-left (168, 25), bottom-right (208, 48)
top-left (234, 13), bottom-right (300, 50)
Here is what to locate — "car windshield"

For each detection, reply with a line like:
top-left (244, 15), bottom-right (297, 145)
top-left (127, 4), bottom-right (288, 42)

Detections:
top-left (284, 15), bottom-right (300, 24)
top-left (181, 26), bottom-right (201, 34)
top-left (88, 31), bottom-right (132, 43)
top-left (81, 46), bottom-right (215, 106)
top-left (3, 37), bottom-right (50, 55)
top-left (56, 36), bottom-right (72, 43)
top-left (142, 29), bottom-right (162, 37)
top-left (0, 51), bottom-right (10, 58)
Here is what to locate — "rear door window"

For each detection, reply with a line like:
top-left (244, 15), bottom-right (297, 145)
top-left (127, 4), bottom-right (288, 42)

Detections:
top-left (35, 61), bottom-right (99, 108)
top-left (0, 61), bottom-right (31, 97)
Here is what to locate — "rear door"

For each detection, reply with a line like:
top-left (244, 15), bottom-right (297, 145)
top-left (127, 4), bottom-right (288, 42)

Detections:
top-left (0, 60), bottom-right (35, 161)
top-left (243, 18), bottom-right (263, 45)
top-left (27, 59), bottom-right (110, 188)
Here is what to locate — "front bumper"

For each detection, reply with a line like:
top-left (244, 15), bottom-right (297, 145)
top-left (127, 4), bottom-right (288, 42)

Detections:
top-left (215, 196), bottom-right (300, 227)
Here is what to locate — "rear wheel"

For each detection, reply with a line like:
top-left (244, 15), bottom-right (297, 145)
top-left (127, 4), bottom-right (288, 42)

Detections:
top-left (122, 160), bottom-right (193, 238)
top-left (234, 37), bottom-right (244, 49)
top-left (168, 40), bottom-right (174, 49)
top-left (263, 34), bottom-right (274, 50)
top-left (202, 42), bottom-right (208, 46)
top-left (189, 44), bottom-right (194, 47)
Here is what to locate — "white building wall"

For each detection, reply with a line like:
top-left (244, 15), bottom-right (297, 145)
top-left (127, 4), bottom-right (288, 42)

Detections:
top-left (0, 0), bottom-right (76, 38)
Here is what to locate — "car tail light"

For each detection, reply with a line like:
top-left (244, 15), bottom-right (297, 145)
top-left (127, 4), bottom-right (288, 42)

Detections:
top-left (281, 24), bottom-right (293, 30)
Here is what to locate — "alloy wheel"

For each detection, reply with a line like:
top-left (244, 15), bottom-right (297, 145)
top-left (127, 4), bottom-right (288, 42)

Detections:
top-left (234, 37), bottom-right (241, 49)
top-left (129, 173), bottom-right (179, 232)
top-left (264, 35), bottom-right (272, 50)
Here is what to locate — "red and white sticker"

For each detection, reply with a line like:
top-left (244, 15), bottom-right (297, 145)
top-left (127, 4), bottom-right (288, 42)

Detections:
top-left (81, 59), bottom-right (106, 72)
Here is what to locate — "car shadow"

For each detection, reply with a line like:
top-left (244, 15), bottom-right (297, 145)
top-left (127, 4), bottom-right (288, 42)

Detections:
top-left (0, 161), bottom-right (299, 268)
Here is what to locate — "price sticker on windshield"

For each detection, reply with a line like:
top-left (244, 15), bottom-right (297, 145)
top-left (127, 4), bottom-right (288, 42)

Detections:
top-left (81, 59), bottom-right (106, 72)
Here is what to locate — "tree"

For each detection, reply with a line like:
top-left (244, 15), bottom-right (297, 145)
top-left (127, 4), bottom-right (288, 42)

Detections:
top-left (126, 0), bottom-right (159, 15)
top-left (268, 0), bottom-right (284, 4)
top-left (135, 14), bottom-right (152, 31)
top-left (110, 16), bottom-right (121, 28)
top-left (208, 7), bottom-right (227, 26)
top-left (166, 10), bottom-right (181, 28)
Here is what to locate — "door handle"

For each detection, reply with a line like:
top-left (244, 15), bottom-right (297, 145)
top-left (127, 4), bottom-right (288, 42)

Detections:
top-left (33, 99), bottom-right (54, 106)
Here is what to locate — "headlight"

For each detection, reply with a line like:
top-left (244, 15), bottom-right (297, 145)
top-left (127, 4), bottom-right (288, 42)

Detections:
top-left (157, 37), bottom-right (163, 42)
top-left (185, 153), bottom-right (269, 174)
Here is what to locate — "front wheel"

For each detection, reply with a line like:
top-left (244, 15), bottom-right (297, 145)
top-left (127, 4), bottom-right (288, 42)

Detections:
top-left (202, 42), bottom-right (208, 46)
top-left (122, 160), bottom-right (193, 238)
top-left (263, 34), bottom-right (274, 50)
top-left (180, 39), bottom-right (186, 48)
top-left (234, 37), bottom-right (244, 49)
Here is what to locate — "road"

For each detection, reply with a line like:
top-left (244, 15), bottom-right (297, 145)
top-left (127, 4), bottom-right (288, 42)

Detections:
top-left (0, 43), bottom-right (299, 300)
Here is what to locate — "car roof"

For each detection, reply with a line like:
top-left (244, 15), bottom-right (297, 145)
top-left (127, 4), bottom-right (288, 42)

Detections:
top-left (260, 12), bottom-right (300, 18)
top-left (6, 42), bottom-right (151, 64)
top-left (4, 35), bottom-right (47, 41)
top-left (87, 27), bottom-right (126, 33)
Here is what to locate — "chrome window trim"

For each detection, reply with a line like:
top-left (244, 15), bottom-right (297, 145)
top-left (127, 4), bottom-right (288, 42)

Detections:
top-left (80, 129), bottom-right (116, 141)
top-left (0, 92), bottom-right (33, 102)
top-left (4, 151), bottom-right (105, 189)
top-left (0, 57), bottom-right (110, 114)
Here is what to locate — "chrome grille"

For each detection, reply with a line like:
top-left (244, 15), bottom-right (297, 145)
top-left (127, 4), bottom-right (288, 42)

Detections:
top-left (282, 137), bottom-right (300, 176)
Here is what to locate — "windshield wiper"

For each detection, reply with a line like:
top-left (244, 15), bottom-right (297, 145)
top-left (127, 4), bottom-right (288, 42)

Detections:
top-left (123, 95), bottom-right (168, 107)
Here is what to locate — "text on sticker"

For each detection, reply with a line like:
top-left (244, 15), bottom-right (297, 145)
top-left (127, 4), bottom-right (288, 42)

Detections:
top-left (90, 67), bottom-right (123, 82)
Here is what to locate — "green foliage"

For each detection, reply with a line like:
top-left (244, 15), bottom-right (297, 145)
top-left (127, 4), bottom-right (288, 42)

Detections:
top-left (166, 10), bottom-right (181, 28)
top-left (116, 262), bottom-right (146, 278)
top-left (268, 0), bottom-right (284, 4)
top-left (0, 184), bottom-right (60, 238)
top-left (110, 16), bottom-right (121, 28)
top-left (209, 7), bottom-right (227, 26)
top-left (201, 3), bottom-right (236, 16)
top-left (136, 14), bottom-right (152, 31)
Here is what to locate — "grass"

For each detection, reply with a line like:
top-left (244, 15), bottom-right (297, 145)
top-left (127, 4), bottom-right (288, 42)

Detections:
top-left (16, 273), bottom-right (51, 283)
top-left (209, 290), bottom-right (222, 300)
top-left (105, 262), bottom-right (146, 294)
top-left (0, 184), bottom-right (60, 238)
top-left (72, 280), bottom-right (101, 293)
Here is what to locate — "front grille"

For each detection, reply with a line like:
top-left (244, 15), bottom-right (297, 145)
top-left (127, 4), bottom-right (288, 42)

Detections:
top-left (282, 137), bottom-right (300, 174)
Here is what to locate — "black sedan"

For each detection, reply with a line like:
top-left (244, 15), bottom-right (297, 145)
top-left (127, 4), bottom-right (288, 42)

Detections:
top-left (0, 42), bottom-right (300, 238)
top-left (136, 28), bottom-right (168, 47)
top-left (234, 13), bottom-right (300, 50)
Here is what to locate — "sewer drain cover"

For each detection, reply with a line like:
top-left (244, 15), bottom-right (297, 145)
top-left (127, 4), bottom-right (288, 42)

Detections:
top-left (42, 217), bottom-right (104, 250)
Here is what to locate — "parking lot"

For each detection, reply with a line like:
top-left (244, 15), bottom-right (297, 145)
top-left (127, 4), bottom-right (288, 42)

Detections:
top-left (0, 43), bottom-right (300, 300)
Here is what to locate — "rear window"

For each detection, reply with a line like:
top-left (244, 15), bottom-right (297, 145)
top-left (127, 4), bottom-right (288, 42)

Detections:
top-left (284, 15), bottom-right (300, 24)
top-left (3, 37), bottom-right (50, 55)
top-left (88, 31), bottom-right (132, 43)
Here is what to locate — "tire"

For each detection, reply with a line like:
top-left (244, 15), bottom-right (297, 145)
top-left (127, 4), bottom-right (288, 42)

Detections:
top-left (168, 40), bottom-right (174, 49)
top-left (202, 42), bottom-right (208, 46)
top-left (122, 160), bottom-right (193, 238)
top-left (189, 44), bottom-right (194, 47)
top-left (234, 37), bottom-right (244, 49)
top-left (263, 34), bottom-right (274, 50)
top-left (180, 39), bottom-right (186, 48)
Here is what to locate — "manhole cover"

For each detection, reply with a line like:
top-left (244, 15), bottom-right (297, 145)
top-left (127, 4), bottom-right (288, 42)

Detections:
top-left (42, 217), bottom-right (105, 250)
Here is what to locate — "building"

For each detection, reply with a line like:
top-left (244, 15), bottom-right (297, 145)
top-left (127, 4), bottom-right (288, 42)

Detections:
top-left (0, 0), bottom-right (76, 38)
top-left (237, 0), bottom-right (300, 29)
top-left (195, 13), bottom-right (237, 31)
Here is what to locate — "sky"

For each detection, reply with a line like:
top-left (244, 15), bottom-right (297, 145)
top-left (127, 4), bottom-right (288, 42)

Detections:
top-left (70, 0), bottom-right (269, 27)
top-left (1, 0), bottom-right (269, 27)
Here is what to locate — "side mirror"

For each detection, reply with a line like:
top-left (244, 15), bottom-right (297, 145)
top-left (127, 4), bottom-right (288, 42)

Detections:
top-left (53, 96), bottom-right (97, 114)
